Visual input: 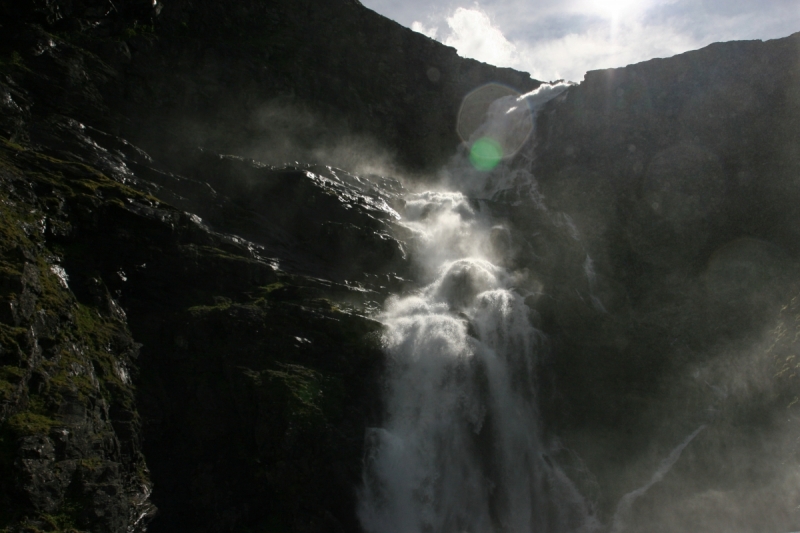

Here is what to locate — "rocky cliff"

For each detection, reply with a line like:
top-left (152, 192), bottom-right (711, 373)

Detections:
top-left (529, 34), bottom-right (800, 525)
top-left (0, 1), bottom-right (537, 531)
top-left (1, 0), bottom-right (799, 532)
top-left (3, 0), bottom-right (538, 174)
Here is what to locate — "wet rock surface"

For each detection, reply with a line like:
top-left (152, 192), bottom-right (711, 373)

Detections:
top-left (0, 5), bottom-right (420, 530)
top-left (0, 95), bottom-right (403, 533)
top-left (0, 136), bottom-right (156, 532)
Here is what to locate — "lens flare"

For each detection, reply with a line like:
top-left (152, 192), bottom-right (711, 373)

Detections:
top-left (457, 83), bottom-right (534, 167)
top-left (469, 137), bottom-right (503, 170)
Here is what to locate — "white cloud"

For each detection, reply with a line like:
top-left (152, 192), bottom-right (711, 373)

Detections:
top-left (366, 0), bottom-right (800, 83)
top-left (410, 5), bottom-right (687, 82)
top-left (411, 3), bottom-right (755, 82)
top-left (411, 20), bottom-right (438, 39)
top-left (443, 7), bottom-right (522, 69)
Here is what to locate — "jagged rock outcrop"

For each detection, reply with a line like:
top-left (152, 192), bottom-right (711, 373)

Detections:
top-left (0, 114), bottom-right (398, 531)
top-left (0, 130), bottom-right (157, 532)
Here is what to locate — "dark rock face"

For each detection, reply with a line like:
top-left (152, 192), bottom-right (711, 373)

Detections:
top-left (527, 34), bottom-right (800, 523)
top-left (134, 295), bottom-right (385, 533)
top-left (1, 0), bottom-right (160, 30)
top-left (535, 35), bottom-right (800, 264)
top-left (0, 68), bottom-right (405, 531)
top-left (118, 0), bottom-right (539, 174)
top-left (0, 126), bottom-right (156, 532)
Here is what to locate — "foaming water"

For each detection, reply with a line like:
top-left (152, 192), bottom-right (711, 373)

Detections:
top-left (359, 256), bottom-right (598, 532)
top-left (358, 83), bottom-right (600, 533)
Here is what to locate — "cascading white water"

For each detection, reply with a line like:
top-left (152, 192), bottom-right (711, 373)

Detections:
top-left (358, 83), bottom-right (602, 533)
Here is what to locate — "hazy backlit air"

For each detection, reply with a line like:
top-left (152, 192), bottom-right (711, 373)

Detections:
top-left (354, 27), bottom-right (800, 529)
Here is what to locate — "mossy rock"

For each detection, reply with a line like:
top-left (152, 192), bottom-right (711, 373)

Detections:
top-left (5, 412), bottom-right (55, 437)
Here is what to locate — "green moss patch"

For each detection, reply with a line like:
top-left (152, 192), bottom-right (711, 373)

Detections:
top-left (0, 366), bottom-right (25, 400)
top-left (0, 325), bottom-right (27, 356)
top-left (6, 412), bottom-right (55, 437)
top-left (265, 364), bottom-right (325, 419)
top-left (0, 138), bottom-right (162, 210)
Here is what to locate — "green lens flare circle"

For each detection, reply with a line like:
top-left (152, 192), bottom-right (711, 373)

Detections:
top-left (469, 137), bottom-right (503, 171)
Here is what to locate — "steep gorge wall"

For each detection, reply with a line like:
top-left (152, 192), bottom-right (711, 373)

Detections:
top-left (0, 1), bottom-right (539, 532)
top-left (118, 0), bottom-right (540, 174)
top-left (526, 33), bottom-right (800, 522)
top-left (2, 0), bottom-right (540, 175)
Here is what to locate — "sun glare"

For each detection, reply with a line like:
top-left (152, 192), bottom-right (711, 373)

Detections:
top-left (587, 0), bottom-right (646, 19)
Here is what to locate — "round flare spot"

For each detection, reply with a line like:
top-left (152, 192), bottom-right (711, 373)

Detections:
top-left (457, 83), bottom-right (534, 165)
top-left (469, 137), bottom-right (503, 171)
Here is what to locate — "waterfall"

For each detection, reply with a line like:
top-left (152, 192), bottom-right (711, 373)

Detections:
top-left (358, 83), bottom-right (601, 533)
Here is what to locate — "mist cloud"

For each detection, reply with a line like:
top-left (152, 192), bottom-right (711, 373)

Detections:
top-left (441, 8), bottom-right (521, 69)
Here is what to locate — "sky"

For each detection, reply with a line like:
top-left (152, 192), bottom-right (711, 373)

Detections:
top-left (359, 0), bottom-right (800, 82)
